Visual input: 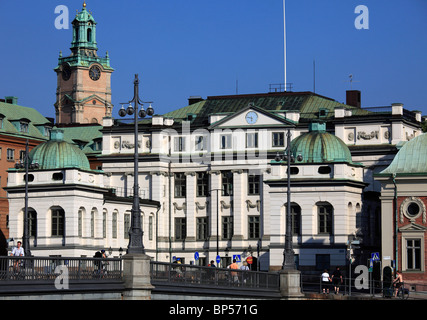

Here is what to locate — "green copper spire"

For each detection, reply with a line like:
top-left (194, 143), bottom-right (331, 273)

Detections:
top-left (55, 2), bottom-right (113, 72)
top-left (70, 1), bottom-right (98, 53)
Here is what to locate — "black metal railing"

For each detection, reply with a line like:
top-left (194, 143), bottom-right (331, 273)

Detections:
top-left (0, 256), bottom-right (122, 281)
top-left (150, 261), bottom-right (280, 291)
top-left (301, 274), bottom-right (427, 299)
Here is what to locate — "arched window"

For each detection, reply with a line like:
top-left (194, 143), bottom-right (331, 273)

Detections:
top-left (87, 28), bottom-right (92, 42)
top-left (112, 210), bottom-right (118, 239)
top-left (28, 208), bottom-right (37, 238)
top-left (91, 208), bottom-right (98, 238)
top-left (51, 207), bottom-right (65, 236)
top-left (317, 202), bottom-right (333, 234)
top-left (103, 209), bottom-right (107, 239)
top-left (78, 207), bottom-right (85, 237)
top-left (285, 203), bottom-right (301, 235)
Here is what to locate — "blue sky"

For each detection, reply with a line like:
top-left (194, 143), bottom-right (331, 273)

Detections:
top-left (0, 0), bottom-right (426, 119)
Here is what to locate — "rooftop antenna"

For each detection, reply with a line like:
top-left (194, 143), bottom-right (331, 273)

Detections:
top-left (313, 59), bottom-right (316, 93)
top-left (344, 74), bottom-right (360, 89)
top-left (283, 0), bottom-right (287, 92)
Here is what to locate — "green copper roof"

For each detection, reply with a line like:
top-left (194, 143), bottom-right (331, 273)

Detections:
top-left (163, 92), bottom-right (365, 127)
top-left (380, 133), bottom-right (427, 174)
top-left (29, 129), bottom-right (91, 170)
top-left (291, 122), bottom-right (353, 164)
top-left (0, 100), bottom-right (51, 141)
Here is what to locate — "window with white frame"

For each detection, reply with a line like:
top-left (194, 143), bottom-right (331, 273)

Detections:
top-left (246, 132), bottom-right (258, 148)
top-left (272, 132), bottom-right (285, 147)
top-left (195, 135), bottom-right (207, 151)
top-left (174, 136), bottom-right (186, 152)
top-left (220, 134), bottom-right (232, 149)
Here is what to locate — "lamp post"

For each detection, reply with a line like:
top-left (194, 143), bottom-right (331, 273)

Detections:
top-left (15, 139), bottom-right (39, 257)
top-left (208, 188), bottom-right (221, 257)
top-left (275, 128), bottom-right (302, 270)
top-left (118, 74), bottom-right (154, 254)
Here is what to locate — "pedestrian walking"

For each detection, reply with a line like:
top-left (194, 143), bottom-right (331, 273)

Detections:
top-left (321, 269), bottom-right (331, 294)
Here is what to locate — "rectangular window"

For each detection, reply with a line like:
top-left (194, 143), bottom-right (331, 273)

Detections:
top-left (196, 172), bottom-right (209, 197)
top-left (220, 134), bottom-right (232, 149)
top-left (174, 136), bottom-right (186, 152)
top-left (174, 173), bottom-right (186, 198)
top-left (318, 205), bottom-right (333, 234)
top-left (197, 217), bottom-right (208, 240)
top-left (175, 218), bottom-right (186, 240)
top-left (20, 122), bottom-right (29, 133)
top-left (248, 175), bottom-right (260, 195)
top-left (7, 148), bottom-right (14, 161)
top-left (124, 213), bottom-right (130, 239)
top-left (195, 135), bottom-right (207, 151)
top-left (406, 239), bottom-right (421, 270)
top-left (246, 132), bottom-right (258, 148)
top-left (19, 150), bottom-right (26, 161)
top-left (222, 216), bottom-right (234, 240)
top-left (248, 216), bottom-right (260, 239)
top-left (272, 132), bottom-right (285, 147)
top-left (221, 171), bottom-right (233, 196)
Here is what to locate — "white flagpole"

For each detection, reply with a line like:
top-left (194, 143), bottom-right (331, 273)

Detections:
top-left (283, 0), bottom-right (287, 92)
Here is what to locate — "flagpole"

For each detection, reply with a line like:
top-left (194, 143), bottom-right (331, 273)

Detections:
top-left (283, 0), bottom-right (286, 92)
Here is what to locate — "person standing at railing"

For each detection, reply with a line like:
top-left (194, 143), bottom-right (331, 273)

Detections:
top-left (228, 259), bottom-right (239, 284)
top-left (10, 241), bottom-right (24, 275)
top-left (321, 269), bottom-right (331, 294)
top-left (240, 261), bottom-right (249, 284)
top-left (331, 267), bottom-right (343, 294)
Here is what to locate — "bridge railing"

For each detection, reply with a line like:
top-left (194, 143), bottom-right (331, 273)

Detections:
top-left (150, 261), bottom-right (280, 290)
top-left (0, 256), bottom-right (122, 281)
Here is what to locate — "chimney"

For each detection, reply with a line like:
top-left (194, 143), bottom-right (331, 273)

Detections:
top-left (188, 96), bottom-right (203, 105)
top-left (346, 90), bottom-right (361, 108)
top-left (4, 96), bottom-right (18, 105)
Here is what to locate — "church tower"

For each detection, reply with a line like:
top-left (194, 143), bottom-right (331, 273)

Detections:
top-left (54, 1), bottom-right (114, 124)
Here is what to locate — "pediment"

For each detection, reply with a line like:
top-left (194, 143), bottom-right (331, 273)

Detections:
top-left (399, 222), bottom-right (427, 232)
top-left (208, 104), bottom-right (295, 129)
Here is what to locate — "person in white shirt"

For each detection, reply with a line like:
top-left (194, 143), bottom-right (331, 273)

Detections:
top-left (11, 241), bottom-right (24, 257)
top-left (321, 269), bottom-right (331, 294)
top-left (10, 241), bottom-right (24, 274)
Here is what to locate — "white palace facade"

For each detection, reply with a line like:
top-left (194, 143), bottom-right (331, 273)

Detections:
top-left (8, 90), bottom-right (421, 272)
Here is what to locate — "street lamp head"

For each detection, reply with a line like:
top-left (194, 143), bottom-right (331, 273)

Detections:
top-left (118, 105), bottom-right (127, 117)
top-left (138, 108), bottom-right (147, 118)
top-left (146, 104), bottom-right (154, 116)
top-left (126, 104), bottom-right (134, 115)
top-left (15, 161), bottom-right (23, 169)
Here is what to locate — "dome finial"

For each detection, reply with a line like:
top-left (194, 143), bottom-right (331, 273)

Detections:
top-left (83, 1), bottom-right (87, 8)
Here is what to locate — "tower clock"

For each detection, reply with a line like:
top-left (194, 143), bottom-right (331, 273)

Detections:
top-left (54, 2), bottom-right (114, 124)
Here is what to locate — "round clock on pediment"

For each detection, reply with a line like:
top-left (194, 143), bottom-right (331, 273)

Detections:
top-left (245, 111), bottom-right (258, 124)
top-left (89, 65), bottom-right (101, 81)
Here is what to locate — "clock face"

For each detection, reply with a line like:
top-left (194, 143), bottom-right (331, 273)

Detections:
top-left (245, 111), bottom-right (258, 124)
top-left (62, 64), bottom-right (71, 81)
top-left (89, 65), bottom-right (101, 81)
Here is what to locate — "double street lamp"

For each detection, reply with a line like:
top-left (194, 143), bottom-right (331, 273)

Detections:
top-left (15, 139), bottom-right (39, 257)
top-left (275, 128), bottom-right (302, 270)
top-left (118, 74), bottom-right (154, 254)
